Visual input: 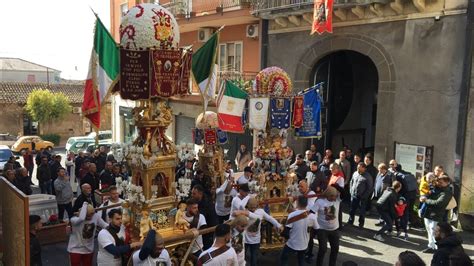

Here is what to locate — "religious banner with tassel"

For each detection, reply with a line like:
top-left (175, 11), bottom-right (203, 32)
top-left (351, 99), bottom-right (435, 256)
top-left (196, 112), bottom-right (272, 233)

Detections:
top-left (311, 0), bottom-right (334, 35)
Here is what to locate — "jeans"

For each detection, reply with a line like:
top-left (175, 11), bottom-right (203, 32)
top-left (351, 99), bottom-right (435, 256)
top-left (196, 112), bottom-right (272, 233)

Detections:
top-left (424, 218), bottom-right (438, 249)
top-left (217, 214), bottom-right (229, 224)
top-left (39, 180), bottom-right (52, 194)
top-left (280, 245), bottom-right (305, 266)
top-left (306, 228), bottom-right (316, 256)
top-left (376, 208), bottom-right (393, 235)
top-left (316, 229), bottom-right (340, 266)
top-left (348, 196), bottom-right (368, 227)
top-left (58, 202), bottom-right (73, 220)
top-left (245, 243), bottom-right (260, 266)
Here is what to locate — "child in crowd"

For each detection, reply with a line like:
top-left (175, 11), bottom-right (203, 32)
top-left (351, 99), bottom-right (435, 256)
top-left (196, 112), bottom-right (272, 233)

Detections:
top-left (395, 197), bottom-right (408, 239)
top-left (418, 172), bottom-right (436, 218)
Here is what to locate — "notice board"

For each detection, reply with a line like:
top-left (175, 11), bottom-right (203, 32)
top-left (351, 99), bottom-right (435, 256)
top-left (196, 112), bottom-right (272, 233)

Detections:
top-left (394, 142), bottom-right (434, 179)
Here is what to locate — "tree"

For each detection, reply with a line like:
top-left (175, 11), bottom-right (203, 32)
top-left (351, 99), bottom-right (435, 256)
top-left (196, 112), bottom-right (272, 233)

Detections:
top-left (25, 89), bottom-right (72, 133)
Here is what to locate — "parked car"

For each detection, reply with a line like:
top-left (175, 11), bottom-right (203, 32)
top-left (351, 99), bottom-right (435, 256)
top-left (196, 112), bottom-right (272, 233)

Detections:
top-left (65, 136), bottom-right (93, 152)
top-left (87, 130), bottom-right (112, 141)
top-left (0, 134), bottom-right (18, 147)
top-left (11, 136), bottom-right (54, 154)
top-left (0, 145), bottom-right (14, 174)
top-left (66, 139), bottom-right (96, 154)
top-left (86, 142), bottom-right (112, 154)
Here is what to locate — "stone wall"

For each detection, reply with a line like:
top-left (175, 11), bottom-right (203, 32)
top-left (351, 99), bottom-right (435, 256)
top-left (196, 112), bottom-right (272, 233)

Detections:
top-left (0, 104), bottom-right (23, 136)
top-left (266, 15), bottom-right (467, 176)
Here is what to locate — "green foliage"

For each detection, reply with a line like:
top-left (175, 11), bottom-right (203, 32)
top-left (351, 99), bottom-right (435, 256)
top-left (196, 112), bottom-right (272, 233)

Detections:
top-left (25, 89), bottom-right (72, 123)
top-left (40, 134), bottom-right (61, 146)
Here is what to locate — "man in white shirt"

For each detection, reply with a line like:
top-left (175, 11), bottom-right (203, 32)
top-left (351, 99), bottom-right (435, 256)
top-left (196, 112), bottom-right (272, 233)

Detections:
top-left (133, 229), bottom-right (172, 266)
top-left (183, 198), bottom-right (207, 259)
top-left (229, 215), bottom-right (249, 266)
top-left (233, 197), bottom-right (282, 266)
top-left (311, 186), bottom-right (341, 266)
top-left (198, 224), bottom-right (238, 265)
top-left (215, 174), bottom-right (237, 224)
top-left (68, 202), bottom-right (108, 266)
top-left (280, 196), bottom-right (318, 266)
top-left (97, 209), bottom-right (141, 266)
top-left (236, 167), bottom-right (253, 186)
top-left (229, 183), bottom-right (250, 220)
top-left (99, 186), bottom-right (124, 223)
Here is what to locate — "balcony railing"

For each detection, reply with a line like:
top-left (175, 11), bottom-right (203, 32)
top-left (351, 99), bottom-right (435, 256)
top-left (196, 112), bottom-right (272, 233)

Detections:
top-left (164, 0), bottom-right (252, 18)
top-left (250, 0), bottom-right (313, 13)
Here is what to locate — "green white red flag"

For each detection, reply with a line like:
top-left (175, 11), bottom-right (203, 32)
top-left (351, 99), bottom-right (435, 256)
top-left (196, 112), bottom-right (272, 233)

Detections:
top-left (82, 18), bottom-right (119, 129)
top-left (311, 0), bottom-right (334, 35)
top-left (192, 31), bottom-right (219, 111)
top-left (217, 80), bottom-right (247, 133)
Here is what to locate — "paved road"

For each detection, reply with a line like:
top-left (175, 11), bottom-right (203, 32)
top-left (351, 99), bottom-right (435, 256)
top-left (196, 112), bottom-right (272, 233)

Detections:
top-left (41, 208), bottom-right (474, 266)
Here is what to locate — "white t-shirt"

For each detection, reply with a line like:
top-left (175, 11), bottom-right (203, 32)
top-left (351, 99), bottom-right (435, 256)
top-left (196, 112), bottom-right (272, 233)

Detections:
top-left (311, 198), bottom-right (340, 231)
top-left (236, 174), bottom-right (249, 185)
top-left (183, 213), bottom-right (207, 253)
top-left (98, 198), bottom-right (124, 223)
top-left (97, 226), bottom-right (126, 266)
top-left (245, 209), bottom-right (281, 244)
top-left (230, 228), bottom-right (245, 266)
top-left (285, 209), bottom-right (317, 251)
top-left (215, 180), bottom-right (237, 217)
top-left (67, 202), bottom-right (108, 254)
top-left (229, 195), bottom-right (250, 220)
top-left (132, 249), bottom-right (171, 266)
top-left (198, 246), bottom-right (239, 266)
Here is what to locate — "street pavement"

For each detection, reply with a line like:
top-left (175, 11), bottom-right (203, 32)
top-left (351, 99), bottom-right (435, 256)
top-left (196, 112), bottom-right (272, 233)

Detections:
top-left (40, 208), bottom-right (474, 266)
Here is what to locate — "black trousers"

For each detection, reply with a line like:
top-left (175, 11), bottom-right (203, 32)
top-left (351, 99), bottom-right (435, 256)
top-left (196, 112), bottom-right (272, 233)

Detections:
top-left (57, 202), bottom-right (73, 220)
top-left (316, 229), bottom-right (340, 266)
top-left (217, 214), bottom-right (229, 224)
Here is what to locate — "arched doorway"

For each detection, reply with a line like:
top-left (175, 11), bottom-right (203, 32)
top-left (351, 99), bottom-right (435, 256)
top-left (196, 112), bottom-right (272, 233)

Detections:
top-left (310, 50), bottom-right (378, 155)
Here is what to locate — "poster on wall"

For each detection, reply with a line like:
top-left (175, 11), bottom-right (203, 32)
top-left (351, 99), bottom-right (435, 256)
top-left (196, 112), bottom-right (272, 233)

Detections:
top-left (394, 142), bottom-right (434, 179)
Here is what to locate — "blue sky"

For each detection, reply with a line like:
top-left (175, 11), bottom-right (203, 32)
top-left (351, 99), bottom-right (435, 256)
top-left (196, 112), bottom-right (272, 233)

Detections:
top-left (0, 0), bottom-right (110, 80)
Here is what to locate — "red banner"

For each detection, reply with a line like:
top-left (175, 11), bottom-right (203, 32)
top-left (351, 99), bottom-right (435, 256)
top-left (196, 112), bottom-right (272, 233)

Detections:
top-left (311, 0), bottom-right (334, 35)
top-left (179, 48), bottom-right (192, 95)
top-left (204, 129), bottom-right (217, 146)
top-left (292, 96), bottom-right (304, 128)
top-left (151, 49), bottom-right (182, 98)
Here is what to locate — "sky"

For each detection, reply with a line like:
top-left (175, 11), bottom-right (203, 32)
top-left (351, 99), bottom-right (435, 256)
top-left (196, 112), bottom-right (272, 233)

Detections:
top-left (0, 0), bottom-right (111, 80)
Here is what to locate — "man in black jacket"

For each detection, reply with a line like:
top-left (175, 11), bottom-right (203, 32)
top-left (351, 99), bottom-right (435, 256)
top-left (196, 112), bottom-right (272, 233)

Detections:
top-left (373, 181), bottom-right (402, 242)
top-left (30, 215), bottom-right (43, 266)
top-left (99, 161), bottom-right (115, 189)
top-left (37, 156), bottom-right (52, 194)
top-left (191, 184), bottom-right (218, 249)
top-left (81, 163), bottom-right (100, 192)
top-left (72, 183), bottom-right (97, 213)
top-left (432, 222), bottom-right (472, 266)
top-left (308, 161), bottom-right (327, 194)
top-left (49, 155), bottom-right (62, 195)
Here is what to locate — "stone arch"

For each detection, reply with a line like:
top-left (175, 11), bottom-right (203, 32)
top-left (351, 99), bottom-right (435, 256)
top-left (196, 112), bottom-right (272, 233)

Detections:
top-left (293, 34), bottom-right (396, 163)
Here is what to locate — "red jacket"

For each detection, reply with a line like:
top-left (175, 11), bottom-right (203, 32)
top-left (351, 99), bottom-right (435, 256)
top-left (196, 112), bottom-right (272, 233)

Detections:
top-left (395, 203), bottom-right (407, 217)
top-left (23, 154), bottom-right (34, 169)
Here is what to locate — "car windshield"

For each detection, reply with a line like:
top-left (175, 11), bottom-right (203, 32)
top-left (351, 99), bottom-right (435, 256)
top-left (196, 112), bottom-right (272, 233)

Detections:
top-left (0, 149), bottom-right (12, 162)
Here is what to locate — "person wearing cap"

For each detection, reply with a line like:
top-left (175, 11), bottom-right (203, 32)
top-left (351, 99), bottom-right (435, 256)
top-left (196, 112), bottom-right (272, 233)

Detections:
top-left (236, 167), bottom-right (253, 186)
top-left (215, 172), bottom-right (237, 224)
top-left (198, 223), bottom-right (238, 265)
top-left (311, 186), bottom-right (342, 265)
top-left (30, 214), bottom-right (43, 266)
top-left (229, 215), bottom-right (249, 266)
top-left (68, 202), bottom-right (108, 266)
top-left (290, 154), bottom-right (310, 181)
top-left (229, 183), bottom-right (251, 221)
top-left (133, 229), bottom-right (171, 265)
top-left (235, 144), bottom-right (252, 172)
top-left (233, 197), bottom-right (282, 266)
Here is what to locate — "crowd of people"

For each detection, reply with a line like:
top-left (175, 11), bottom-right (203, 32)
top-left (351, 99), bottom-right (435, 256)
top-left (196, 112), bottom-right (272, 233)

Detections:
top-left (5, 143), bottom-right (472, 266)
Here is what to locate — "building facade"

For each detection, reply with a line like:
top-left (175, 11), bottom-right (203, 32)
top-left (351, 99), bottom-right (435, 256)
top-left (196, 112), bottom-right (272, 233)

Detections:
top-left (252, 0), bottom-right (474, 226)
top-left (0, 58), bottom-right (61, 83)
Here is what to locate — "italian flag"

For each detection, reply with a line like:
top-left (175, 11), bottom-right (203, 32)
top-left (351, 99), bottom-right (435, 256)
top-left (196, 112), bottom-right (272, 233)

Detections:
top-left (192, 32), bottom-right (219, 111)
top-left (82, 18), bottom-right (119, 129)
top-left (217, 80), bottom-right (247, 133)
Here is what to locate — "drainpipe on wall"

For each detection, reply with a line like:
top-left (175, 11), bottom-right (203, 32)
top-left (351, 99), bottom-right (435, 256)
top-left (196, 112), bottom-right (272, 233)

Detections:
top-left (455, 0), bottom-right (474, 227)
top-left (260, 19), bottom-right (269, 69)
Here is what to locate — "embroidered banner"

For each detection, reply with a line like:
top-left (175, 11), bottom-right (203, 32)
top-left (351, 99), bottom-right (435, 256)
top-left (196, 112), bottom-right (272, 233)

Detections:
top-left (204, 129), bottom-right (217, 145)
top-left (119, 49), bottom-right (150, 100)
top-left (151, 49), bottom-right (182, 98)
top-left (193, 128), bottom-right (204, 145)
top-left (292, 96), bottom-right (304, 128)
top-left (270, 97), bottom-right (291, 129)
top-left (311, 0), bottom-right (334, 35)
top-left (295, 88), bottom-right (322, 138)
top-left (217, 129), bottom-right (228, 144)
top-left (248, 97), bottom-right (270, 130)
top-left (178, 48), bottom-right (192, 95)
